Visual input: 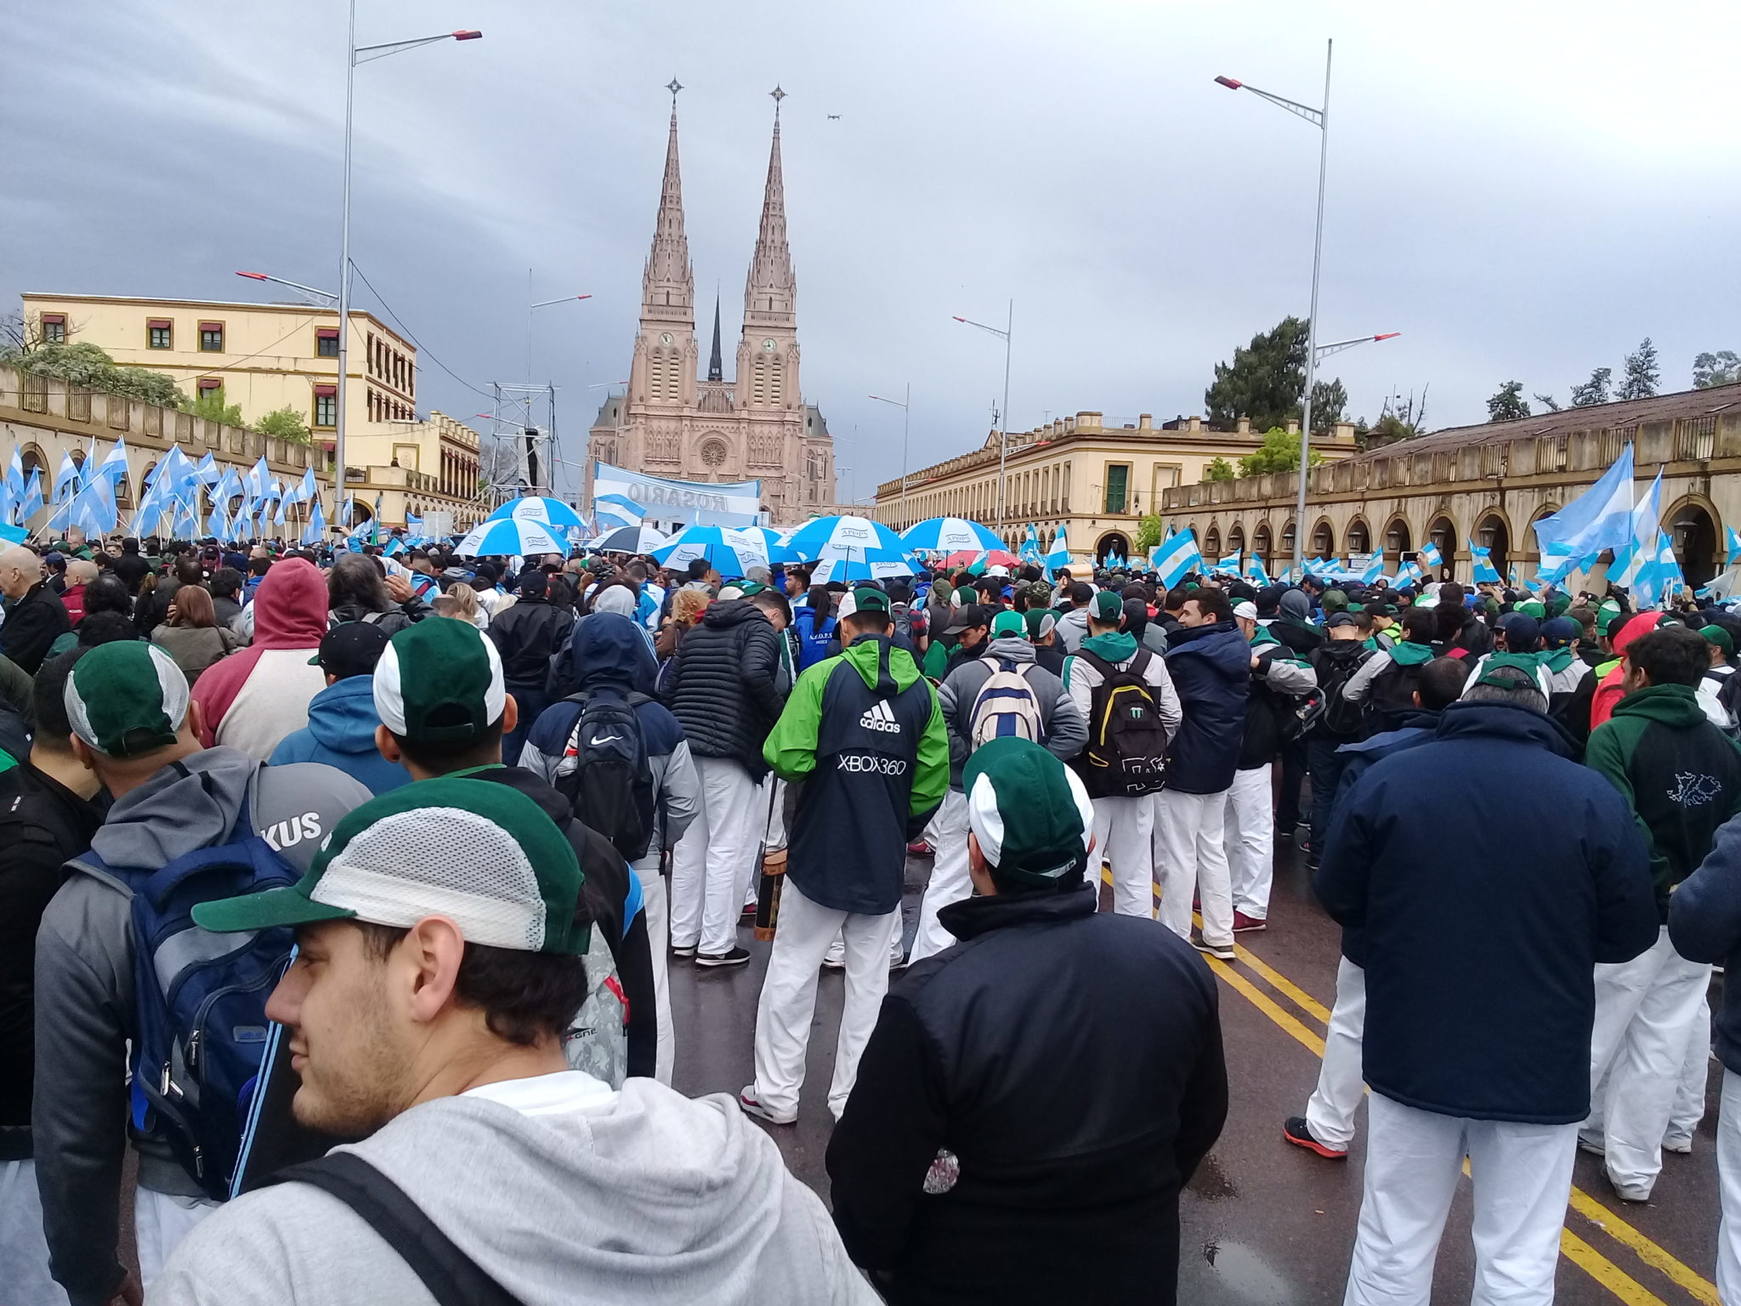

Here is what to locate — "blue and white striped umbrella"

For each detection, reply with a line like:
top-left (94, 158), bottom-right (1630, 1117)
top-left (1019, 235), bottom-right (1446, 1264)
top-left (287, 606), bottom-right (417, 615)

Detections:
top-left (650, 524), bottom-right (769, 579)
top-left (900, 516), bottom-right (1006, 555)
top-left (784, 514), bottom-right (916, 585)
top-left (744, 525), bottom-right (802, 566)
top-left (455, 516), bottom-right (568, 558)
top-left (590, 524), bottom-right (669, 554)
top-left (487, 496), bottom-right (589, 532)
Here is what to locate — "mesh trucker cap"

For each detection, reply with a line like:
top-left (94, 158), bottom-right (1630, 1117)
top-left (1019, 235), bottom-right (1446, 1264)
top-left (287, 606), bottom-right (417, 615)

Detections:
top-left (374, 618), bottom-right (505, 743)
top-left (192, 777), bottom-right (590, 954)
top-left (64, 642), bottom-right (189, 757)
top-left (963, 737), bottom-right (1095, 887)
top-left (1092, 590), bottom-right (1124, 623)
top-left (990, 610), bottom-right (1026, 639)
top-left (852, 587), bottom-right (890, 614)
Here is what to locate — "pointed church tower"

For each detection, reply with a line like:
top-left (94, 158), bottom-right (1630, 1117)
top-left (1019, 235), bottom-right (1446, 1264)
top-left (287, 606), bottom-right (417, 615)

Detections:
top-left (738, 87), bottom-right (799, 411)
top-left (707, 295), bottom-right (724, 383)
top-left (630, 83), bottom-right (698, 412)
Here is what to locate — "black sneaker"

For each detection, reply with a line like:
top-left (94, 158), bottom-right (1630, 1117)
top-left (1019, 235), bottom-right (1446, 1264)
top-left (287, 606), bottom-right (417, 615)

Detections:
top-left (1283, 1116), bottom-right (1348, 1159)
top-left (696, 946), bottom-right (752, 968)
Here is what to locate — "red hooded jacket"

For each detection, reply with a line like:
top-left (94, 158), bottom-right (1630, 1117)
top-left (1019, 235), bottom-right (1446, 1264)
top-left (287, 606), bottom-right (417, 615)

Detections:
top-left (1589, 612), bottom-right (1662, 733)
top-left (191, 558), bottom-right (329, 754)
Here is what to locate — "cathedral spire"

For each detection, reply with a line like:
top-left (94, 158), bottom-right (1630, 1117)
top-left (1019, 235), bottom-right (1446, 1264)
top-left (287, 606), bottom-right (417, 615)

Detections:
top-left (742, 85), bottom-right (795, 331)
top-left (641, 79), bottom-right (693, 321)
top-left (708, 293), bottom-right (723, 382)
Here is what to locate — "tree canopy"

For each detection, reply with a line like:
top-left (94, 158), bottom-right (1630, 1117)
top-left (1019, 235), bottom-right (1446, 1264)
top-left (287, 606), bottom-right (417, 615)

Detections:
top-left (1569, 367), bottom-right (1612, 408)
top-left (0, 340), bottom-right (185, 409)
top-left (255, 406), bottom-right (313, 444)
top-left (1694, 350), bottom-right (1741, 389)
top-left (1204, 316), bottom-right (1347, 435)
top-left (1617, 337), bottom-right (1660, 401)
top-left (1203, 457), bottom-right (1236, 482)
top-left (1239, 426), bottom-right (1325, 477)
top-left (1486, 380), bottom-right (1531, 423)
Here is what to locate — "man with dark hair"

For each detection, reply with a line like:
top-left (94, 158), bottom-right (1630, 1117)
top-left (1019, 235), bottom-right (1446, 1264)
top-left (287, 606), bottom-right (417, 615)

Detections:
top-left (270, 624), bottom-right (410, 794)
top-left (156, 779), bottom-right (874, 1305)
top-left (1319, 659), bottom-right (1657, 1300)
top-left (208, 567), bottom-right (246, 630)
top-left (828, 738), bottom-right (1226, 1304)
top-left (487, 571), bottom-right (572, 762)
top-left (110, 538), bottom-right (149, 595)
top-left (741, 590), bottom-right (947, 1126)
top-left (1581, 623), bottom-right (1741, 1201)
top-left (1055, 581), bottom-right (1096, 654)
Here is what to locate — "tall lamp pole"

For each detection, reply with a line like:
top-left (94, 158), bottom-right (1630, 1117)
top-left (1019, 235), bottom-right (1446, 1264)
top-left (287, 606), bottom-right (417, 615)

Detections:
top-left (334, 7), bottom-right (481, 516)
top-left (1216, 39), bottom-right (1331, 574)
top-left (953, 302), bottom-right (1013, 537)
top-left (868, 383), bottom-right (911, 526)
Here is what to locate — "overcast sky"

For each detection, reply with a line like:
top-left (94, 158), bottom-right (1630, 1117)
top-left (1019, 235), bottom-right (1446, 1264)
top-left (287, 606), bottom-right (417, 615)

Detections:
top-left (4, 1), bottom-right (1736, 506)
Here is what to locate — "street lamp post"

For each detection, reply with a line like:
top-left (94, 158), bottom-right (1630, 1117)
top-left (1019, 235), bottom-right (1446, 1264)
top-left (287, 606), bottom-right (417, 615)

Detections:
top-left (953, 301), bottom-right (1014, 535)
top-left (1216, 39), bottom-right (1331, 575)
top-left (868, 383), bottom-right (911, 526)
top-left (334, 6), bottom-right (480, 515)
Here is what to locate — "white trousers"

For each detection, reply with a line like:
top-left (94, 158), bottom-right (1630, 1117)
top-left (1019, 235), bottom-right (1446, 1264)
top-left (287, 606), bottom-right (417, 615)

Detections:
top-left (0, 1159), bottom-right (65, 1306)
top-left (751, 877), bottom-right (900, 1119)
top-left (1717, 1069), bottom-right (1741, 1305)
top-left (1667, 1007), bottom-right (1711, 1148)
top-left (669, 756), bottom-right (760, 957)
top-left (1154, 787), bottom-right (1233, 946)
top-left (1307, 957), bottom-right (1368, 1151)
top-left (909, 789), bottom-right (971, 965)
top-left (135, 1187), bottom-right (219, 1293)
top-left (631, 858), bottom-right (675, 1085)
top-left (1225, 762), bottom-right (1275, 920)
top-left (1094, 795), bottom-right (1156, 919)
top-left (1344, 1093), bottom-right (1577, 1306)
top-left (1586, 926), bottom-right (1713, 1195)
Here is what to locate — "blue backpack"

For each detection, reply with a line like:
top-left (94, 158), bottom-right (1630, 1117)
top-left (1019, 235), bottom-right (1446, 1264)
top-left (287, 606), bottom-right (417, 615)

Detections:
top-left (80, 806), bottom-right (301, 1200)
top-left (795, 607), bottom-right (838, 671)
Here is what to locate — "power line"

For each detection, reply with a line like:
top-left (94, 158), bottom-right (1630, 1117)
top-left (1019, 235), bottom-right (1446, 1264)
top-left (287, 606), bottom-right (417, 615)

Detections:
top-left (347, 262), bottom-right (497, 403)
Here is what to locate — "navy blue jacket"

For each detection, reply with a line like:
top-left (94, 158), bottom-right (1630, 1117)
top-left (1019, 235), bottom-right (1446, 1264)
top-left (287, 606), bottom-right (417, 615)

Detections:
top-left (1316, 701), bottom-right (1658, 1123)
top-left (1669, 814), bottom-right (1741, 1076)
top-left (525, 612), bottom-right (687, 763)
top-left (1162, 621), bottom-right (1251, 794)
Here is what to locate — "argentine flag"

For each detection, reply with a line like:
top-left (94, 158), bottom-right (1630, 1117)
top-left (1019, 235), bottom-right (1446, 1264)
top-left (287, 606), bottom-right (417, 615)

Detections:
top-left (1152, 529), bottom-right (1203, 589)
top-left (1213, 550), bottom-right (1241, 577)
top-left (1611, 469), bottom-right (1664, 591)
top-left (1726, 526), bottom-right (1741, 568)
top-left (1245, 554), bottom-right (1269, 585)
top-left (1395, 560), bottom-right (1422, 587)
top-left (1532, 443), bottom-right (1636, 566)
top-left (1043, 525), bottom-right (1070, 580)
top-left (1470, 545), bottom-right (1501, 585)
top-left (1360, 554), bottom-right (1387, 585)
top-left (52, 452), bottom-right (79, 501)
top-left (1419, 541), bottom-right (1443, 569)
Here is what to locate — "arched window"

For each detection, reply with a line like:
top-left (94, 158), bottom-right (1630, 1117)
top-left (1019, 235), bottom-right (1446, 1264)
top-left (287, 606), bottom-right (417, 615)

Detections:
top-left (1252, 522), bottom-right (1273, 559)
top-left (1345, 518), bottom-right (1370, 555)
top-left (1311, 519), bottom-right (1335, 556)
top-left (1383, 516), bottom-right (1412, 556)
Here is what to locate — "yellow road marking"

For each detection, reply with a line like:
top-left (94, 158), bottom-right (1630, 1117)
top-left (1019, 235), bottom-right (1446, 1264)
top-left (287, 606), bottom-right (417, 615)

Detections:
top-left (1567, 1189), bottom-right (1719, 1305)
top-left (1559, 1229), bottom-right (1675, 1306)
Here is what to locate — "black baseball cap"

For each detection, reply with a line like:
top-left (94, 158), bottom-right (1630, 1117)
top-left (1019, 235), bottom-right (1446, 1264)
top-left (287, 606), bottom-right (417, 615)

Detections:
top-left (310, 622), bottom-right (392, 680)
top-left (1326, 611), bottom-right (1360, 629)
top-left (943, 602), bottom-right (991, 635)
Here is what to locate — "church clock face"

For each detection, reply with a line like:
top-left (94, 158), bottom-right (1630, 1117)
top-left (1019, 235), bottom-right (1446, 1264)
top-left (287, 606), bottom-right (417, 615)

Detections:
top-left (660, 332), bottom-right (673, 344)
top-left (762, 338), bottom-right (776, 351)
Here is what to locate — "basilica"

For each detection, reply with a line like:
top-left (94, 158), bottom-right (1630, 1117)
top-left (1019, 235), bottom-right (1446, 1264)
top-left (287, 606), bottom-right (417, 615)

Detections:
top-left (587, 86), bottom-right (836, 522)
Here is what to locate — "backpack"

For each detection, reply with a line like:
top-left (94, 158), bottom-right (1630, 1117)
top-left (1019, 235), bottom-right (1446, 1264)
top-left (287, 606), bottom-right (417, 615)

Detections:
top-left (1366, 657), bottom-right (1425, 730)
top-left (795, 608), bottom-right (838, 671)
top-left (563, 918), bottom-right (629, 1088)
top-left (83, 806), bottom-right (300, 1201)
top-left (1714, 669), bottom-right (1741, 734)
top-left (555, 688), bottom-right (657, 862)
top-left (967, 657), bottom-right (1044, 748)
top-left (1075, 648), bottom-right (1169, 797)
top-left (1309, 645), bottom-right (1374, 740)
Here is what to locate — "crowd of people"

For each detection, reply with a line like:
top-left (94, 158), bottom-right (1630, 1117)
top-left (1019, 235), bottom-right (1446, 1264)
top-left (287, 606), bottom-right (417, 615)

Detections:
top-left (0, 525), bottom-right (1738, 1303)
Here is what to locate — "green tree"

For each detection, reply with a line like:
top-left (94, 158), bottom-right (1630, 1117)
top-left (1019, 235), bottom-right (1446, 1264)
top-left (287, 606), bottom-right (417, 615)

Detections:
top-left (1239, 426), bottom-right (1325, 477)
top-left (1617, 337), bottom-right (1660, 400)
top-left (255, 406), bottom-right (312, 444)
top-left (1694, 350), bottom-right (1741, 389)
top-left (0, 339), bottom-right (184, 409)
top-left (1203, 457), bottom-right (1236, 482)
top-left (1569, 366), bottom-right (1611, 407)
top-left (1486, 380), bottom-right (1531, 423)
top-left (1309, 377), bottom-right (1348, 434)
top-left (1134, 514), bottom-right (1165, 552)
top-left (187, 390), bottom-right (246, 428)
top-left (1533, 392), bottom-right (1561, 412)
top-left (1204, 316), bottom-right (1348, 434)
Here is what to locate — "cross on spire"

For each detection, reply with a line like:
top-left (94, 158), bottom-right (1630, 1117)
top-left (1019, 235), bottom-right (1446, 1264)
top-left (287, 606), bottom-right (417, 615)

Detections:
top-left (666, 77), bottom-right (683, 104)
top-left (770, 84), bottom-right (786, 120)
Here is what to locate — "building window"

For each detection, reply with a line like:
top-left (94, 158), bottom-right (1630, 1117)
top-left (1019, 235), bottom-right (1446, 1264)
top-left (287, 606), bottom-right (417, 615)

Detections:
top-left (1103, 463), bottom-right (1130, 515)
top-left (147, 319), bottom-right (173, 349)
top-left (39, 314), bottom-right (66, 345)
top-left (315, 328), bottom-right (340, 359)
top-left (198, 321), bottom-right (224, 352)
top-left (313, 385), bottom-right (338, 429)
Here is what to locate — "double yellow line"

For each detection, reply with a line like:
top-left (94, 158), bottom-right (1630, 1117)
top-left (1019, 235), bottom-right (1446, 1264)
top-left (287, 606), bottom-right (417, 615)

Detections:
top-left (1200, 918), bottom-right (1718, 1304)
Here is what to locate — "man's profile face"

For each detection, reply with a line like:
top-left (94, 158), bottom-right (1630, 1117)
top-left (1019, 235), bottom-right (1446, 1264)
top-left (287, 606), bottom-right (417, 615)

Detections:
top-left (267, 920), bottom-right (411, 1137)
top-left (959, 622), bottom-right (988, 651)
top-left (1179, 599), bottom-right (1212, 628)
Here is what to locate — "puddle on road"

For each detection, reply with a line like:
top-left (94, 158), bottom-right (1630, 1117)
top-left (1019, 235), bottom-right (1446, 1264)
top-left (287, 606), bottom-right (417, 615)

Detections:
top-left (1192, 1240), bottom-right (1297, 1302)
top-left (1188, 1151), bottom-right (1237, 1201)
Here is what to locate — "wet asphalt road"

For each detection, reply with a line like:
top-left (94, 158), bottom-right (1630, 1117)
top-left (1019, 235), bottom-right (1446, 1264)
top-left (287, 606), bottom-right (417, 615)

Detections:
top-left (670, 839), bottom-right (1726, 1305)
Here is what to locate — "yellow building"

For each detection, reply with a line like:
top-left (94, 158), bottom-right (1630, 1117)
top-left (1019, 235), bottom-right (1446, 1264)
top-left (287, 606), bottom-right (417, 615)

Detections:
top-left (346, 412), bottom-right (484, 532)
top-left (875, 410), bottom-right (1355, 562)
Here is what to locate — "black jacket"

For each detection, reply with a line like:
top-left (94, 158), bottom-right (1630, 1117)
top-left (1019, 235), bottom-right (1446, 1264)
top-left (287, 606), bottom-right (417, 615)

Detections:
top-left (1163, 620), bottom-right (1251, 793)
top-left (327, 596), bottom-right (429, 636)
top-left (660, 599), bottom-right (785, 777)
top-left (1316, 702), bottom-right (1657, 1123)
top-left (828, 888), bottom-right (1226, 1305)
top-left (0, 583), bottom-right (71, 675)
top-left (0, 763), bottom-right (102, 1158)
top-left (109, 552), bottom-right (149, 596)
top-left (1270, 617), bottom-right (1323, 657)
top-left (486, 595), bottom-right (571, 687)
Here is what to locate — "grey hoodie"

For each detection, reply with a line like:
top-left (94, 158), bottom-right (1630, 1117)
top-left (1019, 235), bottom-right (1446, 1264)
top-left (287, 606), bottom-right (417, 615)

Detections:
top-left (33, 747), bottom-right (371, 1306)
top-left (1055, 604), bottom-right (1093, 653)
top-left (935, 635), bottom-right (1088, 789)
top-left (154, 1076), bottom-right (879, 1305)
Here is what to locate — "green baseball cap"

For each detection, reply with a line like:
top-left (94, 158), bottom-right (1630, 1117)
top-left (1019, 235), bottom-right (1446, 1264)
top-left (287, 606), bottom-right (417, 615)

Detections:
top-left (991, 609), bottom-right (1026, 639)
top-left (963, 737), bottom-right (1095, 887)
top-left (1518, 599), bottom-right (1547, 619)
top-left (1092, 590), bottom-right (1123, 622)
top-left (851, 586), bottom-right (890, 614)
top-left (64, 641), bottom-right (189, 758)
top-left (1701, 624), bottom-right (1735, 656)
top-left (192, 777), bottom-right (590, 954)
top-left (374, 619), bottom-right (506, 744)
top-left (1471, 652), bottom-right (1545, 690)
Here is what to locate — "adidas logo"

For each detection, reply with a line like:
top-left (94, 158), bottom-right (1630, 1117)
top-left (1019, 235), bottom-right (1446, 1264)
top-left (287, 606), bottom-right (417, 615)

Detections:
top-left (859, 700), bottom-right (903, 734)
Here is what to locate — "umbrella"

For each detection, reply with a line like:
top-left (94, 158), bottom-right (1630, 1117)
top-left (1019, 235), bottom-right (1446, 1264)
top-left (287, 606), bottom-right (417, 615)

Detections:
top-left (940, 548), bottom-right (1020, 571)
top-left (783, 514), bottom-right (917, 585)
top-left (487, 496), bottom-right (590, 532)
top-left (650, 524), bottom-right (769, 579)
top-left (454, 516), bottom-right (568, 558)
top-left (900, 516), bottom-right (1007, 555)
top-left (591, 524), bottom-right (669, 554)
top-left (744, 525), bottom-right (801, 566)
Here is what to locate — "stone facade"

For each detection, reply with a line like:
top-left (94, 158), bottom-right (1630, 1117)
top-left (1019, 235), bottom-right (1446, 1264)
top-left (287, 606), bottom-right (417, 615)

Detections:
top-left (1159, 383), bottom-right (1741, 589)
top-left (587, 94), bottom-right (835, 521)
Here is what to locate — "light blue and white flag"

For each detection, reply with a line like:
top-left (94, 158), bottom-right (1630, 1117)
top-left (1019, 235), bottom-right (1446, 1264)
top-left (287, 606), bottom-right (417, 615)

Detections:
top-left (1532, 443), bottom-right (1636, 567)
top-left (1470, 546), bottom-right (1501, 585)
top-left (17, 468), bottom-right (43, 525)
top-left (1245, 554), bottom-right (1269, 585)
top-left (51, 452), bottom-right (79, 502)
top-left (1213, 551), bottom-right (1242, 577)
top-left (1395, 560), bottom-right (1423, 587)
top-left (1152, 529), bottom-right (1203, 589)
top-left (1043, 525), bottom-right (1070, 580)
top-left (301, 498), bottom-right (327, 547)
top-left (1361, 555), bottom-right (1387, 585)
top-left (92, 438), bottom-right (130, 492)
top-left (193, 452), bottom-right (221, 486)
top-left (1419, 541), bottom-right (1443, 569)
top-left (1632, 529), bottom-right (1681, 610)
top-left (1726, 527), bottom-right (1741, 569)
top-left (1611, 469), bottom-right (1664, 591)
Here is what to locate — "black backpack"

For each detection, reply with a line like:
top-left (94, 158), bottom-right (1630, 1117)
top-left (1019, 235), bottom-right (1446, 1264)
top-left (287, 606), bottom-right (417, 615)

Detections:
top-left (1074, 648), bottom-right (1169, 797)
top-left (555, 688), bottom-right (657, 862)
top-left (1365, 657), bottom-right (1425, 731)
top-left (1309, 644), bottom-right (1374, 740)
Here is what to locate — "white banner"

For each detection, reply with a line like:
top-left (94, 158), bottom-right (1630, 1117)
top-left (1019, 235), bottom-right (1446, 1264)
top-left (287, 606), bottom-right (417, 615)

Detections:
top-left (591, 461), bottom-right (762, 529)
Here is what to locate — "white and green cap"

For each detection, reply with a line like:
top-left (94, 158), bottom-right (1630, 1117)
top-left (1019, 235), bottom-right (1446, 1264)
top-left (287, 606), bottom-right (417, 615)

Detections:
top-left (963, 737), bottom-right (1095, 887)
top-left (374, 619), bottom-right (505, 744)
top-left (64, 641), bottom-right (190, 757)
top-left (192, 777), bottom-right (589, 955)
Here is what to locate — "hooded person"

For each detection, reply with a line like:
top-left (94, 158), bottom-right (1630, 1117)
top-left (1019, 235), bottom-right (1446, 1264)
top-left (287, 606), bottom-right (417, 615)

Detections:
top-left (486, 571), bottom-right (573, 763)
top-left (1272, 588), bottom-right (1324, 656)
top-left (152, 780), bottom-right (879, 1306)
top-left (1459, 616), bottom-right (1555, 704)
top-left (519, 611), bottom-right (702, 1084)
top-left (33, 641), bottom-right (371, 1306)
top-left (269, 623), bottom-right (412, 795)
top-left (1588, 611), bottom-right (1664, 734)
top-left (1539, 615), bottom-right (1594, 707)
top-left (191, 556), bottom-right (330, 760)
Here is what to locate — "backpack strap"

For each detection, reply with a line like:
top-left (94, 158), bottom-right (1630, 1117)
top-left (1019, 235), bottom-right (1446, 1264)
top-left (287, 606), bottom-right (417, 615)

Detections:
top-left (268, 1152), bottom-right (522, 1306)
